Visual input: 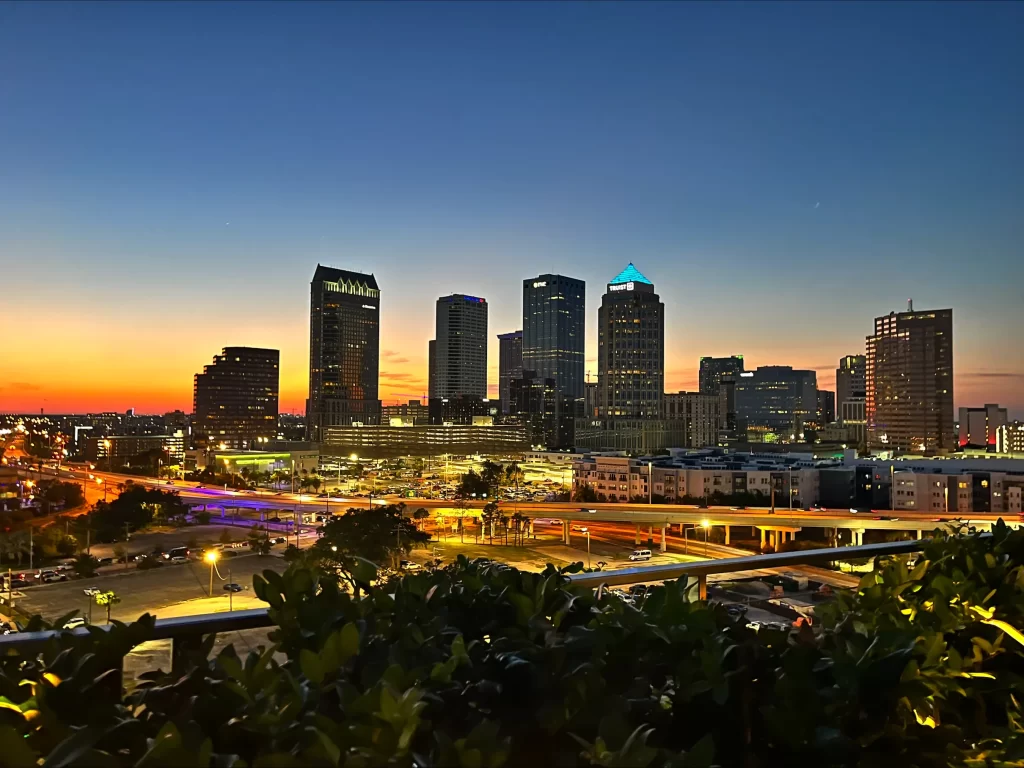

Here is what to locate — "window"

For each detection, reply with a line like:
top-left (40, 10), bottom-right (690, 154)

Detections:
top-left (982, 480), bottom-right (989, 488)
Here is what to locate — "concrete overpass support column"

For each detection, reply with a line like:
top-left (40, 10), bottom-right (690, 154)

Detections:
top-left (529, 520), bottom-right (534, 536)
top-left (678, 522), bottom-right (684, 535)
top-left (724, 525), bottom-right (731, 545)
top-left (660, 524), bottom-right (667, 553)
top-left (917, 530), bottom-right (923, 539)
top-left (635, 524), bottom-right (640, 545)
top-left (563, 521), bottom-right (570, 545)
top-left (760, 528), bottom-right (766, 548)
top-left (647, 525), bottom-right (653, 546)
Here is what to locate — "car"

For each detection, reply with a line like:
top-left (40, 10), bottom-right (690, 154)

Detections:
top-left (571, 525), bottom-right (588, 532)
top-left (165, 480), bottom-right (174, 485)
top-left (271, 537), bottom-right (287, 545)
top-left (83, 587), bottom-right (102, 596)
top-left (267, 516), bottom-right (282, 523)
top-left (171, 555), bottom-right (188, 563)
top-left (223, 583), bottom-right (244, 592)
top-left (629, 549), bottom-right (653, 562)
top-left (399, 560), bottom-right (423, 571)
top-left (62, 617), bottom-right (86, 630)
top-left (97, 557), bottom-right (114, 565)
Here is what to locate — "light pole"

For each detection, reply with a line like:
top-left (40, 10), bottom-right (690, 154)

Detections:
top-left (103, 440), bottom-right (112, 472)
top-left (701, 519), bottom-right (710, 557)
top-left (205, 550), bottom-right (219, 597)
top-left (648, 462), bottom-right (653, 504)
top-left (586, 530), bottom-right (591, 569)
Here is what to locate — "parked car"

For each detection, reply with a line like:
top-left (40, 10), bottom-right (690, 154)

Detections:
top-left (571, 525), bottom-right (588, 533)
top-left (399, 560), bottom-right (423, 571)
top-left (97, 557), bottom-right (114, 565)
top-left (223, 583), bottom-right (244, 593)
top-left (271, 537), bottom-right (287, 545)
top-left (62, 617), bottom-right (86, 630)
top-left (83, 587), bottom-right (102, 596)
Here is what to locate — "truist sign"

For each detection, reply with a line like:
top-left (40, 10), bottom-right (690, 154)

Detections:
top-left (609, 281), bottom-right (633, 292)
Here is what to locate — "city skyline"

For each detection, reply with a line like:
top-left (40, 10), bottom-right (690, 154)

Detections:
top-left (2, 3), bottom-right (1022, 415)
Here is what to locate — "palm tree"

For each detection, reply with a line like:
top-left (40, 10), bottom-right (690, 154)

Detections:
top-left (509, 512), bottom-right (524, 546)
top-left (480, 502), bottom-right (498, 545)
top-left (10, 531), bottom-right (31, 566)
top-left (504, 462), bottom-right (524, 494)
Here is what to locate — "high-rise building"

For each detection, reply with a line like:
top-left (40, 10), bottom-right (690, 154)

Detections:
top-left (522, 275), bottom-right (586, 400)
top-left (510, 371), bottom-right (572, 449)
top-left (597, 263), bottom-right (664, 418)
top-left (835, 355), bottom-right (866, 417)
top-left (584, 381), bottom-right (599, 418)
top-left (663, 392), bottom-right (721, 448)
top-left (307, 265), bottom-right (381, 441)
top-left (958, 404), bottom-right (1008, 450)
top-left (816, 390), bottom-right (836, 426)
top-left (427, 340), bottom-right (437, 399)
top-left (699, 356), bottom-right (744, 396)
top-left (194, 346), bottom-right (279, 449)
top-left (996, 422), bottom-right (1024, 455)
top-left (497, 331), bottom-right (523, 415)
top-left (434, 294), bottom-right (488, 398)
top-left (866, 307), bottom-right (954, 454)
top-left (735, 366), bottom-right (818, 438)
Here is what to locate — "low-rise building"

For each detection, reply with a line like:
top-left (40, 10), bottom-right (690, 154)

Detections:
top-left (85, 434), bottom-right (185, 466)
top-left (321, 423), bottom-right (528, 459)
top-left (996, 422), bottom-right (1024, 456)
top-left (185, 448), bottom-right (319, 475)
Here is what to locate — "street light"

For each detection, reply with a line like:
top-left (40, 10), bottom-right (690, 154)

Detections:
top-left (205, 550), bottom-right (219, 597)
top-left (701, 519), bottom-right (711, 557)
top-left (585, 529), bottom-right (591, 569)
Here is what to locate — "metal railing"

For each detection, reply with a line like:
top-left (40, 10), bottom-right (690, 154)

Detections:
top-left (0, 539), bottom-right (928, 660)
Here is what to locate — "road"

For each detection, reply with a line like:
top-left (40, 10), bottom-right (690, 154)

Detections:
top-left (15, 553), bottom-right (286, 623)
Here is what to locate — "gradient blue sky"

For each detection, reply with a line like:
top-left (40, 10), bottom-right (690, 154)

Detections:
top-left (1, 2), bottom-right (1022, 415)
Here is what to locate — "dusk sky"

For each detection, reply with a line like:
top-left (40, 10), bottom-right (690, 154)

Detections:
top-left (2, 2), bottom-right (1022, 416)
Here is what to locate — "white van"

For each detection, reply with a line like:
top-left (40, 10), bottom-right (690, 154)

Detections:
top-left (629, 549), bottom-right (652, 562)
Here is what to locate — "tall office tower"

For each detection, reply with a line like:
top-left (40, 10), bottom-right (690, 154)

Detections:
top-left (699, 356), bottom-right (745, 395)
top-left (597, 263), bottom-right (664, 418)
top-left (584, 381), bottom-right (599, 418)
top-left (427, 340), bottom-right (437, 399)
top-left (835, 355), bottom-right (866, 420)
top-left (434, 294), bottom-right (488, 398)
top-left (522, 275), bottom-right (586, 399)
top-left (817, 390), bottom-right (836, 426)
top-left (194, 347), bottom-right (279, 448)
top-left (663, 391), bottom-right (721, 448)
top-left (719, 375), bottom-right (738, 434)
top-left (958, 404), bottom-right (1008, 450)
top-left (866, 307), bottom-right (954, 454)
top-left (497, 331), bottom-right (523, 415)
top-left (307, 265), bottom-right (381, 441)
top-left (735, 366), bottom-right (818, 438)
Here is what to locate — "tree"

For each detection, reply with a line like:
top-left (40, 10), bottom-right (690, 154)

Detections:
top-left (453, 497), bottom-right (469, 543)
top-left (247, 525), bottom-right (272, 556)
top-left (93, 590), bottom-right (120, 623)
top-left (412, 507), bottom-right (430, 530)
top-left (504, 461), bottom-right (524, 492)
top-left (195, 510), bottom-right (211, 525)
top-left (573, 484), bottom-right (598, 503)
top-left (480, 501), bottom-right (499, 545)
top-left (112, 544), bottom-right (127, 564)
top-left (480, 460), bottom-right (504, 496)
top-left (85, 486), bottom-right (190, 543)
top-left (72, 553), bottom-right (100, 578)
top-left (219, 528), bottom-right (234, 546)
top-left (312, 504), bottom-right (429, 571)
top-left (457, 470), bottom-right (489, 499)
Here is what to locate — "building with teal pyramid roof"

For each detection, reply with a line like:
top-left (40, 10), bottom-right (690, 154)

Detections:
top-left (608, 262), bottom-right (653, 286)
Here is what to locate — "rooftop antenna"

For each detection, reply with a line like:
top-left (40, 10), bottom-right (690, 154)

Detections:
top-left (908, 298), bottom-right (913, 312)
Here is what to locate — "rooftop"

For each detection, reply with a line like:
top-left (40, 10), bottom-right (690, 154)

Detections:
top-left (609, 262), bottom-right (652, 286)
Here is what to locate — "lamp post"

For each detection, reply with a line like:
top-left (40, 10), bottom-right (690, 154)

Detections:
top-left (205, 550), bottom-right (218, 597)
top-left (701, 518), bottom-right (710, 557)
top-left (586, 529), bottom-right (591, 569)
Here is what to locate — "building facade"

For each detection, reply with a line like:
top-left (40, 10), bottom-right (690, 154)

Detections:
top-left (85, 434), bottom-right (185, 466)
top-left (522, 274), bottom-right (586, 400)
top-left (958, 404), bottom-right (1008, 450)
top-left (699, 356), bottom-right (745, 396)
top-left (663, 392), bottom-right (721, 448)
top-left (321, 423), bottom-right (528, 459)
top-left (433, 294), bottom-right (488, 399)
top-left (382, 399), bottom-right (429, 426)
top-left (307, 265), bottom-right (381, 441)
top-left (816, 390), bottom-right (836, 427)
top-left (193, 347), bottom-right (279, 449)
top-left (835, 355), bottom-right (866, 418)
top-left (597, 263), bottom-right (664, 418)
top-left (840, 397), bottom-right (868, 447)
top-left (997, 422), bottom-right (1024, 456)
top-left (734, 366), bottom-right (818, 438)
top-left (497, 330), bottom-right (523, 415)
top-left (866, 307), bottom-right (954, 454)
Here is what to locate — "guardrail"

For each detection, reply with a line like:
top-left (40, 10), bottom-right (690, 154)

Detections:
top-left (0, 539), bottom-right (929, 664)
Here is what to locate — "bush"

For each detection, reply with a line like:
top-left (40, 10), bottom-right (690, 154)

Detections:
top-left (3, 523), bottom-right (1024, 765)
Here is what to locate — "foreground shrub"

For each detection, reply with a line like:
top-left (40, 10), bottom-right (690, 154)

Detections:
top-left (1, 523), bottom-right (1023, 766)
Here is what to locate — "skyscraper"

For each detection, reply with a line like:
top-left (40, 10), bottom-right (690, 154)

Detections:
top-left (835, 355), bottom-right (866, 417)
top-left (194, 347), bottom-right (279, 448)
top-left (434, 294), bottom-right (488, 398)
top-left (597, 263), bottom-right (664, 418)
top-left (427, 339), bottom-right (437, 399)
top-left (497, 331), bottom-right (523, 415)
top-left (699, 356), bottom-right (745, 395)
top-left (816, 389), bottom-right (836, 426)
top-left (307, 265), bottom-right (380, 441)
top-left (866, 307), bottom-right (954, 454)
top-left (522, 275), bottom-right (586, 400)
top-left (735, 366), bottom-right (818, 438)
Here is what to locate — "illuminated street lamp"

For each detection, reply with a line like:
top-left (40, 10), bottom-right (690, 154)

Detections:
top-left (204, 550), bottom-right (219, 596)
top-left (701, 519), bottom-right (711, 557)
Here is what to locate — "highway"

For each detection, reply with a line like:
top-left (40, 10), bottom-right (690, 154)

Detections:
top-left (39, 466), bottom-right (1010, 535)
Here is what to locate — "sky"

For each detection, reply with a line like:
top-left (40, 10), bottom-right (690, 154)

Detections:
top-left (1, 2), bottom-right (1022, 416)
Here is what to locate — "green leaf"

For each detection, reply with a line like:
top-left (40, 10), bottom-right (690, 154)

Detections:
top-left (339, 622), bottom-right (360, 661)
top-left (300, 649), bottom-right (325, 686)
top-left (0, 725), bottom-right (37, 768)
top-left (681, 733), bottom-right (715, 767)
top-left (42, 726), bottom-right (105, 768)
top-left (311, 727), bottom-right (341, 767)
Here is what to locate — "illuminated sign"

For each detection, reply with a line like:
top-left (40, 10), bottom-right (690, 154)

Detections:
top-left (533, 281), bottom-right (547, 288)
top-left (609, 282), bottom-right (633, 292)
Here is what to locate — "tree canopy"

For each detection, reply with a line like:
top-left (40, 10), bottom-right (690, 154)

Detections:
top-left (311, 503), bottom-right (430, 571)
